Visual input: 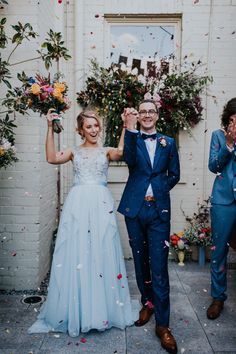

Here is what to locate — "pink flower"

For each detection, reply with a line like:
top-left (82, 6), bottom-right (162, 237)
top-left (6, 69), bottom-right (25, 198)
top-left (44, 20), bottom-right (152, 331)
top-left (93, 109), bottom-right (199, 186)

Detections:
top-left (159, 137), bottom-right (167, 147)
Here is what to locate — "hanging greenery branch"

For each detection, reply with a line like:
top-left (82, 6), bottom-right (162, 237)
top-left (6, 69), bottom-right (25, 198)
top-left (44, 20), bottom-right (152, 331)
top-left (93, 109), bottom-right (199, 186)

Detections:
top-left (0, 17), bottom-right (71, 169)
top-left (77, 58), bottom-right (212, 147)
top-left (38, 29), bottom-right (71, 70)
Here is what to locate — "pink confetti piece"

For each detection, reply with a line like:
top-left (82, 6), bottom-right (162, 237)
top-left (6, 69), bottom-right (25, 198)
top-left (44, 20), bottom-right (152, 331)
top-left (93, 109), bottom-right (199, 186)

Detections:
top-left (11, 251), bottom-right (17, 257)
top-left (80, 338), bottom-right (87, 343)
top-left (117, 273), bottom-right (122, 280)
top-left (145, 300), bottom-right (154, 309)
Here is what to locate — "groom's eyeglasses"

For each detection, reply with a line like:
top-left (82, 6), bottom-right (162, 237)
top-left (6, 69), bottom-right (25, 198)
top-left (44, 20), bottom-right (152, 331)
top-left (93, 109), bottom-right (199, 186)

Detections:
top-left (139, 109), bottom-right (157, 116)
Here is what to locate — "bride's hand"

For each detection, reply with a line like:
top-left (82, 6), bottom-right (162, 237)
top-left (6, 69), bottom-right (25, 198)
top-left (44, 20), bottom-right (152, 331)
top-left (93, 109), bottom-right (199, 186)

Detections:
top-left (122, 107), bottom-right (138, 129)
top-left (47, 108), bottom-right (59, 127)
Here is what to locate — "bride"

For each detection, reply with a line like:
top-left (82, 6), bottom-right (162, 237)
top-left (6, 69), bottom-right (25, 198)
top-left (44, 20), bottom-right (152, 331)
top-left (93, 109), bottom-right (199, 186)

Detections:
top-left (28, 108), bottom-right (138, 337)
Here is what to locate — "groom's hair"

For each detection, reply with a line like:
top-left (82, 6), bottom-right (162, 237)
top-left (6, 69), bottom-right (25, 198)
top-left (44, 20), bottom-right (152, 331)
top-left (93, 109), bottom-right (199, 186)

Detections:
top-left (139, 99), bottom-right (159, 114)
top-left (221, 97), bottom-right (236, 130)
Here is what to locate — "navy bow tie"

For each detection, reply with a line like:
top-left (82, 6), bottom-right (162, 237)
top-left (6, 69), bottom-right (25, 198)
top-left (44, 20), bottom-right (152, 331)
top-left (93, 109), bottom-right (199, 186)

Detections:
top-left (141, 133), bottom-right (157, 140)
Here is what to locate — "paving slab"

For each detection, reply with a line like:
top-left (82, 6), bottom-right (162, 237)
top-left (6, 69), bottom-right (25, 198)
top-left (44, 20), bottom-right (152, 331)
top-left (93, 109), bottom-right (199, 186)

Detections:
top-left (0, 260), bottom-right (236, 354)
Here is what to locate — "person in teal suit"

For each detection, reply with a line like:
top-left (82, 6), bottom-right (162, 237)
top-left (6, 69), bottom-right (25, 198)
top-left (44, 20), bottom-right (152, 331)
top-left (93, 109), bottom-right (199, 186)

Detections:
top-left (207, 97), bottom-right (236, 320)
top-left (118, 100), bottom-right (180, 354)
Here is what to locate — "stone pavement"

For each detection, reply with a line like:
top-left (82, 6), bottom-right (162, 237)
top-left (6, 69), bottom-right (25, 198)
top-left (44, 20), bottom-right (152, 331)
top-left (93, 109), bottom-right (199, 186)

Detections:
top-left (0, 260), bottom-right (236, 354)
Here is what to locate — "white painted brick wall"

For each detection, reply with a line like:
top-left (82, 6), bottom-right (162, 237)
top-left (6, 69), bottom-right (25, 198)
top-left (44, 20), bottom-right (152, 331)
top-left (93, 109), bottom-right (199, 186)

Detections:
top-left (1, 0), bottom-right (235, 289)
top-left (0, 0), bottom-right (63, 290)
top-left (72, 0), bottom-right (236, 258)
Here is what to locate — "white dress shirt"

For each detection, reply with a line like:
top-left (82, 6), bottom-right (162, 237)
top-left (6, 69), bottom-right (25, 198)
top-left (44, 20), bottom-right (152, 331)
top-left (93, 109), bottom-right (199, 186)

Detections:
top-left (140, 130), bottom-right (157, 197)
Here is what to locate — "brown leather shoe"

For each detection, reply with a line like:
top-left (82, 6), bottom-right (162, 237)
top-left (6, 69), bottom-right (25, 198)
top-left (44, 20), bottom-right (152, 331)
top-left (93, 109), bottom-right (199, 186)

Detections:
top-left (207, 299), bottom-right (224, 320)
top-left (155, 326), bottom-right (178, 354)
top-left (134, 305), bottom-right (154, 327)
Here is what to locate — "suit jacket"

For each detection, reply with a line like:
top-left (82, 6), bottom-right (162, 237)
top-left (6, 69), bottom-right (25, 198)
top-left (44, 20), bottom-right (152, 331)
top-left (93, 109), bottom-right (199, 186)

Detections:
top-left (118, 130), bottom-right (180, 219)
top-left (209, 129), bottom-right (236, 205)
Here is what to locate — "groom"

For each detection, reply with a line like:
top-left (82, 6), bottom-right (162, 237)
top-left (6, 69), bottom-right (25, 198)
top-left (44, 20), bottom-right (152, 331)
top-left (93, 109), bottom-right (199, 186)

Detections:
top-left (118, 100), bottom-right (180, 354)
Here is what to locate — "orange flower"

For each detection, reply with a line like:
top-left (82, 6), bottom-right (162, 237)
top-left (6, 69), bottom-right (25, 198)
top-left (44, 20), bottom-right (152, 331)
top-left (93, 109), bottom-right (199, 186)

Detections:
top-left (54, 82), bottom-right (66, 92)
top-left (31, 83), bottom-right (41, 95)
top-left (52, 89), bottom-right (63, 101)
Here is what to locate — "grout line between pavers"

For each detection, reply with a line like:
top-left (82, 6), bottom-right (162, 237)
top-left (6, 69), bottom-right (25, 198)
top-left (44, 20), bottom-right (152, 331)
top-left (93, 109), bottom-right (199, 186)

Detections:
top-left (174, 264), bottom-right (215, 353)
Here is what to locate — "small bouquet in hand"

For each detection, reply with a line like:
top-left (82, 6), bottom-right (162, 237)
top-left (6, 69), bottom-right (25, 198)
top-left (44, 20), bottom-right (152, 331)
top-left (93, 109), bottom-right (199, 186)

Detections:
top-left (23, 73), bottom-right (71, 133)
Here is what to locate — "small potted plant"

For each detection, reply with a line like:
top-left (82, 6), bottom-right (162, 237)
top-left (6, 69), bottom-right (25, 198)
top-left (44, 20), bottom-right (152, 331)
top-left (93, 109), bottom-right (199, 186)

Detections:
top-left (170, 232), bottom-right (190, 266)
top-left (182, 199), bottom-right (212, 265)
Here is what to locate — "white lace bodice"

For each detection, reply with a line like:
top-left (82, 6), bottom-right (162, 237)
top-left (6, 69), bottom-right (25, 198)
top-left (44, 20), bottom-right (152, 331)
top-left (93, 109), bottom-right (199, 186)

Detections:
top-left (73, 146), bottom-right (109, 185)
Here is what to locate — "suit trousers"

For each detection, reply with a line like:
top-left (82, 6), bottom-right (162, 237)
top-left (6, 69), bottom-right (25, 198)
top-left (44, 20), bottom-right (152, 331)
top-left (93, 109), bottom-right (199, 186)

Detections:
top-left (125, 200), bottom-right (170, 327)
top-left (210, 201), bottom-right (236, 301)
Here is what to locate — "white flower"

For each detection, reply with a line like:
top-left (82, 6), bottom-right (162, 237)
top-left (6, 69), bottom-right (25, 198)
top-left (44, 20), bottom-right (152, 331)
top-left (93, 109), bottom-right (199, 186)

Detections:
top-left (119, 63), bottom-right (127, 71)
top-left (131, 67), bottom-right (138, 75)
top-left (159, 137), bottom-right (167, 147)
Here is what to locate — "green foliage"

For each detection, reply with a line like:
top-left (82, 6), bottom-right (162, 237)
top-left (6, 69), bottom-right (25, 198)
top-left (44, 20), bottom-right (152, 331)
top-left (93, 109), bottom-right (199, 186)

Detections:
top-left (0, 17), bottom-right (71, 168)
top-left (0, 116), bottom-right (18, 168)
top-left (38, 30), bottom-right (71, 70)
top-left (182, 199), bottom-right (212, 247)
top-left (77, 59), bottom-right (212, 147)
top-left (0, 17), bottom-right (7, 48)
top-left (0, 114), bottom-right (17, 144)
top-left (77, 60), bottom-right (145, 146)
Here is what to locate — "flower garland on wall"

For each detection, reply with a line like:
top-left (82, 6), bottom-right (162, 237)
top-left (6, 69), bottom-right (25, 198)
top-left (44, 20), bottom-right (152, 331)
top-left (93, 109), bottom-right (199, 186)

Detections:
top-left (77, 58), bottom-right (212, 147)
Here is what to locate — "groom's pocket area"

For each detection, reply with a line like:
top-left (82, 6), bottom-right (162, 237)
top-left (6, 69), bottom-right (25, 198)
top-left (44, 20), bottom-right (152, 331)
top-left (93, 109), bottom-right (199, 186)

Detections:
top-left (156, 201), bottom-right (171, 222)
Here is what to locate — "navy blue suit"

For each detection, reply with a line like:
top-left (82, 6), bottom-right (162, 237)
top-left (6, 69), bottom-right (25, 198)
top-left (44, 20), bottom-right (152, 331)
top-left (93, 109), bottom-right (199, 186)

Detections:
top-left (118, 130), bottom-right (180, 326)
top-left (209, 129), bottom-right (236, 301)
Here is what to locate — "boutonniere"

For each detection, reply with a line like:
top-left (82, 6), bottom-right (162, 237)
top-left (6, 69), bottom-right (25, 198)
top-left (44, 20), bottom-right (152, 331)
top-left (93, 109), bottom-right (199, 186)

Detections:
top-left (159, 137), bottom-right (167, 147)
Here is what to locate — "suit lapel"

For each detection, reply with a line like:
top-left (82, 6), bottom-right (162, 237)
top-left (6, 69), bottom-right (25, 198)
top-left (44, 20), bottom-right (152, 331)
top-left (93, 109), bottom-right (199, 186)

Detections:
top-left (153, 133), bottom-right (162, 170)
top-left (137, 134), bottom-right (152, 167)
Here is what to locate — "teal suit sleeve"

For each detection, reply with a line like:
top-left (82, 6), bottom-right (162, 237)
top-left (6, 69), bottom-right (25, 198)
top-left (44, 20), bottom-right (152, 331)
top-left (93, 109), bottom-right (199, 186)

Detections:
top-left (208, 130), bottom-right (232, 174)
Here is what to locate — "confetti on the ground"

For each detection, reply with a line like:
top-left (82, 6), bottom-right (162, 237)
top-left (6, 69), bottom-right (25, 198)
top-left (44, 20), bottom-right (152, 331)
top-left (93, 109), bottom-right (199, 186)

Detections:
top-left (80, 337), bottom-right (87, 343)
top-left (54, 334), bottom-right (60, 338)
top-left (117, 273), bottom-right (122, 280)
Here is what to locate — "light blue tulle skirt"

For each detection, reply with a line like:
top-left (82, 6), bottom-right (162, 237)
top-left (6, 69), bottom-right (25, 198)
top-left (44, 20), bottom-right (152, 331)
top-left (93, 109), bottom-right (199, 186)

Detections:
top-left (28, 183), bottom-right (139, 337)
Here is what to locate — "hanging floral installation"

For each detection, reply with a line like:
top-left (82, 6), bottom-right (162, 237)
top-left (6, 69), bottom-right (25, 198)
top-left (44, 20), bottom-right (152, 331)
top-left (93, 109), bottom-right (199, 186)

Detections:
top-left (77, 58), bottom-right (212, 147)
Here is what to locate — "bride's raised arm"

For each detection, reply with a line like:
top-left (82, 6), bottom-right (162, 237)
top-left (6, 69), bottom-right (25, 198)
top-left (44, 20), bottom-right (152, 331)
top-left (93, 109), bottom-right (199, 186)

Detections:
top-left (46, 108), bottom-right (73, 164)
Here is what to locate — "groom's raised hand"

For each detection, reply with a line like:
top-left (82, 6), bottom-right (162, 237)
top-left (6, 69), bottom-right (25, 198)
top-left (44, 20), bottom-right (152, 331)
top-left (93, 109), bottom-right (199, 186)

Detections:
top-left (122, 107), bottom-right (139, 130)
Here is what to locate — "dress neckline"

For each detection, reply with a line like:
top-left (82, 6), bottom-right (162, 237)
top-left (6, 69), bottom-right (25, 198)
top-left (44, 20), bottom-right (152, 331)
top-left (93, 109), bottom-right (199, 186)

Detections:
top-left (78, 145), bottom-right (103, 149)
